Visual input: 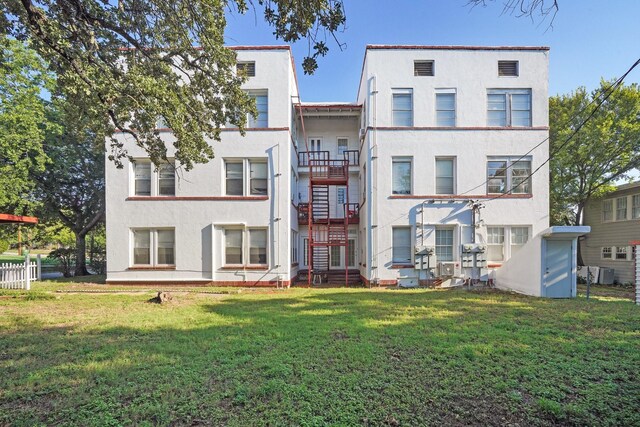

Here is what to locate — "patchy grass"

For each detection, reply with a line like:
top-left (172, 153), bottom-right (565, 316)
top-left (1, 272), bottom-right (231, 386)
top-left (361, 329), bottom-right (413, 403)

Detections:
top-left (0, 284), bottom-right (638, 426)
top-left (0, 254), bottom-right (57, 265)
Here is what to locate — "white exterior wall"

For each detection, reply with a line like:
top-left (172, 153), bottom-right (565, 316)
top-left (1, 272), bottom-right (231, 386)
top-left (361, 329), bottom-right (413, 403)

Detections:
top-left (106, 48), bottom-right (297, 285)
top-left (358, 47), bottom-right (549, 284)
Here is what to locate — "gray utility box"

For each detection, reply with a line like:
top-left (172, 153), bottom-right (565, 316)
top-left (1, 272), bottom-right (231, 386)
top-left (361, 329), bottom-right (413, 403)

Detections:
top-left (599, 268), bottom-right (615, 285)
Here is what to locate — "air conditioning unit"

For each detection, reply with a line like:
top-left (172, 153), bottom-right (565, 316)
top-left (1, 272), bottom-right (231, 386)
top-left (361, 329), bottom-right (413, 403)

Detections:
top-left (359, 128), bottom-right (366, 140)
top-left (439, 262), bottom-right (457, 277)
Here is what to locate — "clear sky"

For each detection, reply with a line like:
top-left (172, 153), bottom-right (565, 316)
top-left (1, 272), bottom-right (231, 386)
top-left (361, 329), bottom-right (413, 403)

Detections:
top-left (224, 0), bottom-right (640, 102)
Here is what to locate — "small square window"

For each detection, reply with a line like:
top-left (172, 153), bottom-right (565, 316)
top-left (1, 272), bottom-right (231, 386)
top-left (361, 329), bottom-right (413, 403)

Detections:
top-left (602, 247), bottom-right (612, 259)
top-left (237, 61), bottom-right (256, 77)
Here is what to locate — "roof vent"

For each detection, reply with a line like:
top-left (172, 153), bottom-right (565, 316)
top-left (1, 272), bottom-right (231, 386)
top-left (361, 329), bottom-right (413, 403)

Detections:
top-left (498, 60), bottom-right (519, 77)
top-left (414, 60), bottom-right (434, 76)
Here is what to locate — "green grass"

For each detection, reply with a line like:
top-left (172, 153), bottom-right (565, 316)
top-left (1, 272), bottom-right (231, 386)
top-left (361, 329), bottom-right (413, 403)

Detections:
top-left (0, 282), bottom-right (638, 426)
top-left (0, 254), bottom-right (57, 265)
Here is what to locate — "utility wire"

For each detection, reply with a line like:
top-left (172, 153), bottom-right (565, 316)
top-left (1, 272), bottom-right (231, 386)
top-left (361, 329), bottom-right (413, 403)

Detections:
top-left (458, 57), bottom-right (640, 196)
top-left (485, 57), bottom-right (640, 202)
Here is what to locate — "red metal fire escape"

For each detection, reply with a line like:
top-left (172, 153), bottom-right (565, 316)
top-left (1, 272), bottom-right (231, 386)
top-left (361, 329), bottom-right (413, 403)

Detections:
top-left (296, 104), bottom-right (358, 287)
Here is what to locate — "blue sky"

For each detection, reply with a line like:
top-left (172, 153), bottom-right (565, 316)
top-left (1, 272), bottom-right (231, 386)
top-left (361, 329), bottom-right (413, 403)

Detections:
top-left (224, 0), bottom-right (640, 102)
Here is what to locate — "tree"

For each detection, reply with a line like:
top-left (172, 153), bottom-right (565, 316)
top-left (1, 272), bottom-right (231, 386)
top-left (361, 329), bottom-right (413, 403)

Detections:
top-left (0, 36), bottom-right (53, 214)
top-left (549, 81), bottom-right (640, 229)
top-left (1, 0), bottom-right (346, 170)
top-left (468, 0), bottom-right (559, 25)
top-left (36, 97), bottom-right (105, 276)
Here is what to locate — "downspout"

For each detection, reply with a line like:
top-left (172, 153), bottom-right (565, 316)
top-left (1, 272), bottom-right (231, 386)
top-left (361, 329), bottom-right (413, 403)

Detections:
top-left (367, 75), bottom-right (378, 284)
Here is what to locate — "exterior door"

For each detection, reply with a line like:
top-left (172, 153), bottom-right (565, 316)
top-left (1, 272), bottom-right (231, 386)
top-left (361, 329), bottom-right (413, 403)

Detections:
top-left (309, 137), bottom-right (322, 152)
top-left (336, 186), bottom-right (346, 218)
top-left (544, 239), bottom-right (573, 298)
top-left (329, 239), bottom-right (356, 268)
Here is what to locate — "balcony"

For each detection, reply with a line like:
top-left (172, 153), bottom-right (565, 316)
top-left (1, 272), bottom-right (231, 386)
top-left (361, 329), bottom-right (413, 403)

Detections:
top-left (298, 150), bottom-right (359, 168)
top-left (298, 202), bottom-right (359, 225)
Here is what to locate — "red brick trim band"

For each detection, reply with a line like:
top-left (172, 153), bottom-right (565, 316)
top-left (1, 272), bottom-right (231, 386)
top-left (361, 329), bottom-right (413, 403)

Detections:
top-left (219, 266), bottom-right (269, 271)
top-left (370, 126), bottom-right (549, 131)
top-left (389, 194), bottom-right (532, 200)
top-left (127, 266), bottom-right (176, 271)
top-left (126, 196), bottom-right (269, 201)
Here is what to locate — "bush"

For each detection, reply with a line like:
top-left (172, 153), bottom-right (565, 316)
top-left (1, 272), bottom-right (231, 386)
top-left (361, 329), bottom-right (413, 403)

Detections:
top-left (0, 239), bottom-right (8, 254)
top-left (48, 248), bottom-right (75, 277)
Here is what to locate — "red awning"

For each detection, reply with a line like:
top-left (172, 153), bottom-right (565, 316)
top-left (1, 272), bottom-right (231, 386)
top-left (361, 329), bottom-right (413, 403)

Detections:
top-left (0, 214), bottom-right (38, 224)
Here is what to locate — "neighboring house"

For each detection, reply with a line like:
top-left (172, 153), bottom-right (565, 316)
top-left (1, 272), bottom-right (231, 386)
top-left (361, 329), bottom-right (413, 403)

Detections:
top-left (581, 181), bottom-right (640, 284)
top-left (105, 44), bottom-right (550, 286)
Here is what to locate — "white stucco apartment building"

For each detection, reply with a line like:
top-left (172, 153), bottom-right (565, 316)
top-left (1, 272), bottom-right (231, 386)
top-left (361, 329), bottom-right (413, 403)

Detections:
top-left (106, 44), bottom-right (550, 287)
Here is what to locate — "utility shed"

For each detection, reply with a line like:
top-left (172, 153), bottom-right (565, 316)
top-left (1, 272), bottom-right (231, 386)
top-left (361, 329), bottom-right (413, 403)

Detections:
top-left (495, 226), bottom-right (590, 298)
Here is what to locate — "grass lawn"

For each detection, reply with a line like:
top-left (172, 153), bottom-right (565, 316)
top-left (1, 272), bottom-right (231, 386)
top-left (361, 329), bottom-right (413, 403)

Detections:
top-left (0, 282), bottom-right (638, 426)
top-left (0, 253), bottom-right (57, 265)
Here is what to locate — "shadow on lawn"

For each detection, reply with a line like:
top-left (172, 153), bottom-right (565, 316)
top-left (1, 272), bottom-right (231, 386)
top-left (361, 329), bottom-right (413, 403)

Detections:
top-left (1, 289), bottom-right (638, 426)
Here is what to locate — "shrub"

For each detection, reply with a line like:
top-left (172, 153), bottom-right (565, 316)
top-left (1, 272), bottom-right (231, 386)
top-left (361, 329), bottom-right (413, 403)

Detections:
top-left (0, 239), bottom-right (8, 254)
top-left (48, 248), bottom-right (75, 277)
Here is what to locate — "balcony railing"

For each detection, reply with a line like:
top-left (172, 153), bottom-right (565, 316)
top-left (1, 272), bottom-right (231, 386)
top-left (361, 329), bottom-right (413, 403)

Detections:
top-left (310, 159), bottom-right (349, 181)
top-left (298, 202), bottom-right (359, 224)
top-left (298, 150), bottom-right (360, 167)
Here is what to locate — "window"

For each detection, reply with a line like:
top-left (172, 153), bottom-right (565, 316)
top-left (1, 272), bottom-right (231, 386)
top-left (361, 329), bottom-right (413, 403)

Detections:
top-left (134, 161), bottom-right (151, 196)
top-left (435, 90), bottom-right (456, 126)
top-left (633, 195), bottom-right (640, 219)
top-left (330, 246), bottom-right (341, 268)
top-left (132, 229), bottom-right (175, 266)
top-left (487, 227), bottom-right (505, 261)
top-left (224, 229), bottom-right (243, 265)
top-left (616, 197), bottom-right (627, 220)
top-left (303, 238), bottom-right (309, 266)
top-left (247, 90), bottom-right (268, 127)
top-left (510, 227), bottom-right (529, 255)
top-left (250, 160), bottom-right (268, 195)
top-left (392, 158), bottom-right (412, 195)
top-left (249, 229), bottom-right (267, 264)
top-left (392, 89), bottom-right (413, 126)
top-left (337, 138), bottom-right (348, 156)
top-left (435, 158), bottom-right (455, 195)
top-left (487, 157), bottom-right (531, 194)
top-left (487, 89), bottom-right (531, 127)
top-left (225, 159), bottom-right (268, 196)
top-left (133, 160), bottom-right (175, 196)
top-left (414, 60), bottom-right (434, 76)
top-left (291, 230), bottom-right (298, 264)
top-left (602, 247), bottom-right (612, 259)
top-left (237, 61), bottom-right (256, 77)
top-left (602, 199), bottom-right (613, 222)
top-left (498, 61), bottom-right (519, 77)
top-left (616, 246), bottom-right (628, 260)
top-left (392, 227), bottom-right (412, 264)
top-left (158, 164), bottom-right (175, 196)
top-left (435, 229), bottom-right (454, 262)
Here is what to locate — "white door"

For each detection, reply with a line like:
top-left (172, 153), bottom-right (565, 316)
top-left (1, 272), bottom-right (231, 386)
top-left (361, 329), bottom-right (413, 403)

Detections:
top-left (329, 239), bottom-right (356, 269)
top-left (336, 187), bottom-right (346, 218)
top-left (309, 137), bottom-right (322, 152)
top-left (544, 240), bottom-right (573, 298)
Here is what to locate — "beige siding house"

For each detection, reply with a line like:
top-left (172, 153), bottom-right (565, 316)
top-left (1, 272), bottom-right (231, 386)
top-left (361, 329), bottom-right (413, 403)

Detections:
top-left (581, 182), bottom-right (640, 284)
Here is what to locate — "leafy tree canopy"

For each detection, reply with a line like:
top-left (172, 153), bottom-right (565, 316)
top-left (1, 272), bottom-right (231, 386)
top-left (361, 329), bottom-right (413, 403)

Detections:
top-left (0, 36), bottom-right (55, 214)
top-left (1, 0), bottom-right (346, 170)
top-left (549, 81), bottom-right (640, 225)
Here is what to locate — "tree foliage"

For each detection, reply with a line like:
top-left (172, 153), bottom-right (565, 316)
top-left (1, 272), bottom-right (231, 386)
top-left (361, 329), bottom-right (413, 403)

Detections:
top-left (549, 81), bottom-right (640, 225)
top-left (2, 0), bottom-right (345, 170)
top-left (0, 36), bottom-right (54, 214)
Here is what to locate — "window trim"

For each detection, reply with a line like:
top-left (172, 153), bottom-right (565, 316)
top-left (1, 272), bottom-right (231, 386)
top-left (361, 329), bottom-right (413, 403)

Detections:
top-left (131, 159), bottom-right (175, 197)
top-left (247, 89), bottom-right (268, 128)
top-left (435, 227), bottom-right (455, 262)
top-left (602, 199), bottom-right (614, 223)
top-left (248, 228), bottom-right (268, 266)
top-left (222, 227), bottom-right (269, 268)
top-left (392, 226), bottom-right (413, 264)
top-left (224, 158), bottom-right (268, 197)
top-left (487, 88), bottom-right (532, 127)
top-left (601, 247), bottom-right (613, 260)
top-left (486, 225), bottom-right (531, 262)
top-left (615, 196), bottom-right (628, 221)
top-left (131, 228), bottom-right (176, 267)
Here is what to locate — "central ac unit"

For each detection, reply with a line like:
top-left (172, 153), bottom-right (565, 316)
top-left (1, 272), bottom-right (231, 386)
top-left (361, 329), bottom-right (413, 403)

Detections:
top-left (439, 262), bottom-right (456, 277)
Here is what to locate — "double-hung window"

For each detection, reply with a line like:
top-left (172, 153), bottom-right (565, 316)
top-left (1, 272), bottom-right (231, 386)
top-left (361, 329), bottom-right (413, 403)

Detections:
top-left (632, 195), bottom-right (640, 219)
top-left (435, 158), bottom-right (455, 195)
top-left (601, 247), bottom-right (612, 259)
top-left (487, 89), bottom-right (531, 127)
top-left (225, 159), bottom-right (268, 196)
top-left (435, 229), bottom-right (454, 262)
top-left (132, 228), bottom-right (175, 266)
top-left (133, 160), bottom-right (175, 196)
top-left (247, 90), bottom-right (268, 127)
top-left (616, 246), bottom-right (628, 260)
top-left (435, 89), bottom-right (456, 127)
top-left (291, 230), bottom-right (298, 264)
top-left (487, 227), bottom-right (505, 261)
top-left (616, 197), bottom-right (627, 221)
top-left (487, 226), bottom-right (529, 261)
top-left (223, 228), bottom-right (268, 266)
top-left (487, 157), bottom-right (531, 195)
top-left (392, 227), bottom-right (412, 264)
top-left (510, 227), bottom-right (529, 255)
top-left (602, 199), bottom-right (613, 222)
top-left (392, 157), bottom-right (412, 195)
top-left (392, 89), bottom-right (413, 126)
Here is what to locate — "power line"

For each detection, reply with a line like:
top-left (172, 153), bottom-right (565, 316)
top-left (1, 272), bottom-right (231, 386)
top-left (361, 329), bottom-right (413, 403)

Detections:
top-left (485, 57), bottom-right (640, 203)
top-left (458, 57), bottom-right (640, 197)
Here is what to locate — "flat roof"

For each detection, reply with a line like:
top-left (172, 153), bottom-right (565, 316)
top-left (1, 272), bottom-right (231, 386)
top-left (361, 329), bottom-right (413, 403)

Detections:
top-left (366, 45), bottom-right (550, 51)
top-left (0, 214), bottom-right (38, 225)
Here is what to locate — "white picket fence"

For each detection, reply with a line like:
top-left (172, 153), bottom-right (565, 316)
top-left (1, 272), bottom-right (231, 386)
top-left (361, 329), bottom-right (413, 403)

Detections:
top-left (0, 255), bottom-right (42, 290)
